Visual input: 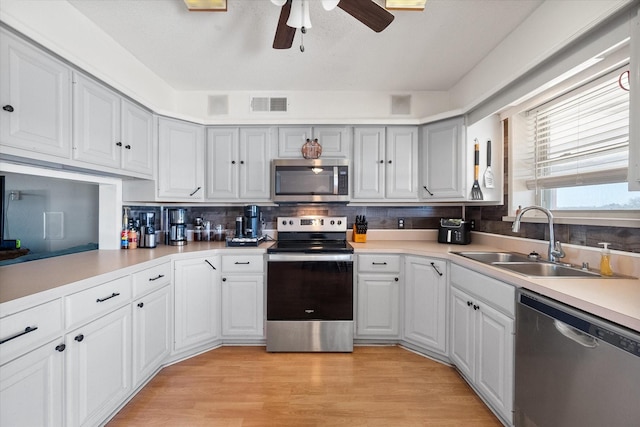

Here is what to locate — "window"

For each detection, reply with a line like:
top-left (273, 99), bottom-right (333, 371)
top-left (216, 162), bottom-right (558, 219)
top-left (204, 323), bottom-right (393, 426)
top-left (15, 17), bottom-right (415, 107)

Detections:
top-left (524, 69), bottom-right (637, 211)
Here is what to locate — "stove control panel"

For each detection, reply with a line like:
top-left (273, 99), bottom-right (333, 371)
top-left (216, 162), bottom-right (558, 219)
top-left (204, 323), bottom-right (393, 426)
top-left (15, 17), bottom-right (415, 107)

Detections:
top-left (277, 216), bottom-right (347, 232)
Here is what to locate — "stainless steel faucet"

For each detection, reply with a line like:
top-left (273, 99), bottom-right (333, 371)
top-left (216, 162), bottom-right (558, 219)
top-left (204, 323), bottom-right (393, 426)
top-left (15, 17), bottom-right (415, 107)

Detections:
top-left (512, 205), bottom-right (566, 262)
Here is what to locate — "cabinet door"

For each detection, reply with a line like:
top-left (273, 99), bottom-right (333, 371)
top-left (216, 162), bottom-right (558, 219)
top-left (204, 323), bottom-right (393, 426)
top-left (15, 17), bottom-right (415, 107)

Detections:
top-left (0, 340), bottom-right (64, 427)
top-left (132, 285), bottom-right (171, 387)
top-left (356, 274), bottom-right (400, 337)
top-left (174, 256), bottom-right (221, 351)
top-left (0, 30), bottom-right (71, 158)
top-left (239, 127), bottom-right (272, 200)
top-left (205, 127), bottom-right (239, 199)
top-left (420, 117), bottom-right (465, 200)
top-left (277, 126), bottom-right (311, 157)
top-left (352, 127), bottom-right (386, 199)
top-left (72, 73), bottom-right (121, 168)
top-left (66, 305), bottom-right (131, 427)
top-left (313, 126), bottom-right (351, 158)
top-left (221, 274), bottom-right (264, 338)
top-left (158, 118), bottom-right (204, 200)
top-left (121, 100), bottom-right (153, 176)
top-left (475, 302), bottom-right (514, 421)
top-left (404, 257), bottom-right (447, 353)
top-left (386, 127), bottom-right (418, 200)
top-left (449, 286), bottom-right (475, 380)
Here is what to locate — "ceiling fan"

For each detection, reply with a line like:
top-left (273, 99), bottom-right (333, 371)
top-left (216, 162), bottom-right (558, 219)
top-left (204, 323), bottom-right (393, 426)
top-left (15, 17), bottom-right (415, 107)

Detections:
top-left (271, 0), bottom-right (395, 50)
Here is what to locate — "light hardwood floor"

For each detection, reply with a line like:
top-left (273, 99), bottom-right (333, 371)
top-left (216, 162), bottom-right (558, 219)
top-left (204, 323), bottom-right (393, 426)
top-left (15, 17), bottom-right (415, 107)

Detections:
top-left (108, 346), bottom-right (502, 427)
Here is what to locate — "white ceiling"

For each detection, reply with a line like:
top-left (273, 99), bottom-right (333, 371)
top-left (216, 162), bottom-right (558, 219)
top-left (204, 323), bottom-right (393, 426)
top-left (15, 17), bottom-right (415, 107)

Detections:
top-left (66, 0), bottom-right (544, 93)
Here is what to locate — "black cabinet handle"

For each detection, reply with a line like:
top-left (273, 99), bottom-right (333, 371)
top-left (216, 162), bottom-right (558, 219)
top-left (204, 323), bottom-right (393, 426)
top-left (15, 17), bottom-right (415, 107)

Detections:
top-left (467, 301), bottom-right (473, 307)
top-left (240, 160), bottom-right (245, 165)
top-left (388, 160), bottom-right (392, 164)
top-left (222, 277), bottom-right (227, 282)
top-left (149, 274), bottom-right (165, 281)
top-left (430, 262), bottom-right (443, 276)
top-left (234, 261), bottom-right (250, 265)
top-left (372, 262), bottom-right (387, 265)
top-left (394, 277), bottom-right (399, 282)
top-left (137, 302), bottom-right (144, 308)
top-left (379, 160), bottom-right (384, 164)
top-left (125, 144), bottom-right (131, 149)
top-left (190, 186), bottom-right (202, 197)
top-left (423, 186), bottom-right (434, 196)
top-left (55, 343), bottom-right (66, 352)
top-left (96, 292), bottom-right (120, 303)
top-left (2, 105), bottom-right (14, 112)
top-left (473, 304), bottom-right (480, 311)
top-left (231, 160), bottom-right (236, 165)
top-left (116, 142), bottom-right (123, 147)
top-left (74, 334), bottom-right (84, 342)
top-left (205, 259), bottom-right (217, 270)
top-left (0, 326), bottom-right (38, 345)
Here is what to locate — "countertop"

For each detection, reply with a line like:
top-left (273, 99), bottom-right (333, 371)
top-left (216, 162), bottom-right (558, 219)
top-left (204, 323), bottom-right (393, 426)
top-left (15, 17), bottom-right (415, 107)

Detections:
top-left (1, 236), bottom-right (638, 333)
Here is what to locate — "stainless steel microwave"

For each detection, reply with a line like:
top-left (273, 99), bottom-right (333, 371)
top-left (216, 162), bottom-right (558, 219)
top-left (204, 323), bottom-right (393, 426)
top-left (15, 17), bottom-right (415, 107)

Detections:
top-left (272, 159), bottom-right (349, 203)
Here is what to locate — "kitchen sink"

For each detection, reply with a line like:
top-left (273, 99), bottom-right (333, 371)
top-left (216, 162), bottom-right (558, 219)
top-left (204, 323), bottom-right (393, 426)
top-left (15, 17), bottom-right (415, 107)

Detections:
top-left (453, 251), bottom-right (607, 278)
top-left (491, 261), bottom-right (602, 278)
top-left (453, 251), bottom-right (533, 264)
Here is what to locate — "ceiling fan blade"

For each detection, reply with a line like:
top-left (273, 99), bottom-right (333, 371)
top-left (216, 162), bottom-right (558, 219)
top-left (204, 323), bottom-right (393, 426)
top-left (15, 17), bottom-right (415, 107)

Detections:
top-left (337, 0), bottom-right (394, 32)
top-left (273, 0), bottom-right (296, 49)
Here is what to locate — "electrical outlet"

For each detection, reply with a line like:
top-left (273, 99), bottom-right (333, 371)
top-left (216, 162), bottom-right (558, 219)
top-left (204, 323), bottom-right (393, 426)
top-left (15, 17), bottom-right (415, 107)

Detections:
top-left (398, 218), bottom-right (405, 229)
top-left (9, 191), bottom-right (20, 201)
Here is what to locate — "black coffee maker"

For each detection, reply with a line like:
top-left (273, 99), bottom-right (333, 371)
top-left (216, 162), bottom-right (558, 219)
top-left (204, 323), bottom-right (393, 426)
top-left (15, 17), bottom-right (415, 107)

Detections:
top-left (242, 205), bottom-right (261, 238)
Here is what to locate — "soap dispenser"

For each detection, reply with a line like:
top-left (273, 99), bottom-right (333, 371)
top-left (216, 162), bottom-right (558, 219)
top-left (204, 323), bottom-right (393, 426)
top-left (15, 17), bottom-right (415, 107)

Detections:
top-left (598, 242), bottom-right (613, 276)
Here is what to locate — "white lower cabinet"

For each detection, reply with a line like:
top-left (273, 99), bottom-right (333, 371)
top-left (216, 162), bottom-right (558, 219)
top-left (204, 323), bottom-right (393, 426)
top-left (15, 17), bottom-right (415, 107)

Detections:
top-left (356, 254), bottom-right (401, 338)
top-left (449, 264), bottom-right (515, 425)
top-left (0, 339), bottom-right (65, 427)
top-left (66, 304), bottom-right (132, 427)
top-left (132, 284), bottom-right (171, 387)
top-left (403, 256), bottom-right (447, 354)
top-left (174, 256), bottom-right (221, 352)
top-left (220, 254), bottom-right (265, 339)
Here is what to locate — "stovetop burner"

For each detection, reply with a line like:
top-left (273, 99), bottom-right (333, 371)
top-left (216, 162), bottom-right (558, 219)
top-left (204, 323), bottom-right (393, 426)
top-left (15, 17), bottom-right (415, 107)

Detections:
top-left (267, 240), bottom-right (353, 254)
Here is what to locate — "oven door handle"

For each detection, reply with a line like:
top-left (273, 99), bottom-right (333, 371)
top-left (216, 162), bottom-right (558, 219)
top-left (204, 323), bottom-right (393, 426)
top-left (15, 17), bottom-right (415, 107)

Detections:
top-left (267, 253), bottom-right (353, 262)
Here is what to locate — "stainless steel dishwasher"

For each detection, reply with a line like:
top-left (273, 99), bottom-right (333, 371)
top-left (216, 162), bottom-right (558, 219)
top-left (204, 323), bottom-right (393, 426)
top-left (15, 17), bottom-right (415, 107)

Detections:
top-left (515, 289), bottom-right (640, 427)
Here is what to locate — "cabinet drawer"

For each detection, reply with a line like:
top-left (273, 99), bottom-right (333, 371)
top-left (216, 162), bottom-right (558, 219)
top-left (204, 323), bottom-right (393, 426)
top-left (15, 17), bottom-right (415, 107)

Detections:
top-left (65, 276), bottom-right (132, 328)
top-left (222, 255), bottom-right (264, 273)
top-left (132, 262), bottom-right (171, 298)
top-left (358, 255), bottom-right (401, 273)
top-left (450, 264), bottom-right (515, 317)
top-left (0, 299), bottom-right (63, 364)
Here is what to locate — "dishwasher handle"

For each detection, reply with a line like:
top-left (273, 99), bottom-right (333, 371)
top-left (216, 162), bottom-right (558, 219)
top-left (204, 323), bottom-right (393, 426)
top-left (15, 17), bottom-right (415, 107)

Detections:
top-left (554, 319), bottom-right (598, 348)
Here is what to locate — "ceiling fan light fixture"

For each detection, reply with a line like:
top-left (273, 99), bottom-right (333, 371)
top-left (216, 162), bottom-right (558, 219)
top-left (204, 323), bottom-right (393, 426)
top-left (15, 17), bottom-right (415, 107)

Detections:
top-left (385, 0), bottom-right (427, 10)
top-left (287, 0), bottom-right (312, 29)
top-left (183, 0), bottom-right (227, 11)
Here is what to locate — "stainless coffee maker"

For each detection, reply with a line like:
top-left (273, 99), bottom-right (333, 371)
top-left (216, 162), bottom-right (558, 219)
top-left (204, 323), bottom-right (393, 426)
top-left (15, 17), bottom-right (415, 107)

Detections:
top-left (139, 212), bottom-right (157, 248)
top-left (243, 205), bottom-right (262, 239)
top-left (169, 208), bottom-right (187, 246)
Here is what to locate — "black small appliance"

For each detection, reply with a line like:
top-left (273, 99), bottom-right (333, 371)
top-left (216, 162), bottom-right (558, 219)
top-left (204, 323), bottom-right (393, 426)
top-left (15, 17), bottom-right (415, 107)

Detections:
top-left (437, 218), bottom-right (474, 245)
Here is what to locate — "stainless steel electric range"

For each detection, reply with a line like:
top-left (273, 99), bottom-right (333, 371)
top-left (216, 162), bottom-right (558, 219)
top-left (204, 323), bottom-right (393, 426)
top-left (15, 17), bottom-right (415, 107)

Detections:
top-left (266, 216), bottom-right (354, 352)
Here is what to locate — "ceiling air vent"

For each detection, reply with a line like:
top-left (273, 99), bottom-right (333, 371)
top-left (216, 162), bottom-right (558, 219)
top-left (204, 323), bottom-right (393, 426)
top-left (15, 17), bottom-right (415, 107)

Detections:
top-left (251, 96), bottom-right (288, 113)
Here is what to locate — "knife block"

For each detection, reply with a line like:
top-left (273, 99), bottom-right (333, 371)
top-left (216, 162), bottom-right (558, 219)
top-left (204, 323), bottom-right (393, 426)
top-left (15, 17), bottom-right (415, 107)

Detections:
top-left (353, 225), bottom-right (367, 243)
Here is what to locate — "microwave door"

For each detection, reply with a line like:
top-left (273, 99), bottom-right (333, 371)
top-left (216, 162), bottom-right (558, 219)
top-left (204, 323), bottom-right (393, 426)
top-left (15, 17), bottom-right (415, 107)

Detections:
top-left (276, 167), bottom-right (334, 195)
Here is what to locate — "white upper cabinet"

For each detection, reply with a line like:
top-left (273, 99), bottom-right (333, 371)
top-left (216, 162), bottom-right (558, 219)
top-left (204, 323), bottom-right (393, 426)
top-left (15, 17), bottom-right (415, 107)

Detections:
top-left (629, 12), bottom-right (640, 191)
top-left (278, 126), bottom-right (351, 158)
top-left (420, 117), bottom-right (466, 200)
top-left (0, 29), bottom-right (71, 159)
top-left (157, 117), bottom-right (204, 200)
top-left (206, 127), bottom-right (273, 201)
top-left (72, 72), bottom-right (121, 169)
top-left (353, 126), bottom-right (418, 201)
top-left (73, 73), bottom-right (153, 177)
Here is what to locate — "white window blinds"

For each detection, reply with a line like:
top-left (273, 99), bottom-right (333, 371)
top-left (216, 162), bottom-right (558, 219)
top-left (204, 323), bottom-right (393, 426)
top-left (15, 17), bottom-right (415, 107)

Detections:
top-left (525, 69), bottom-right (629, 190)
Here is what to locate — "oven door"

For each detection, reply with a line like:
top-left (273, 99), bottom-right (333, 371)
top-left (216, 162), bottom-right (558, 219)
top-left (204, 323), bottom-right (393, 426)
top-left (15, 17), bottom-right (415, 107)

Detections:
top-left (267, 253), bottom-right (353, 321)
